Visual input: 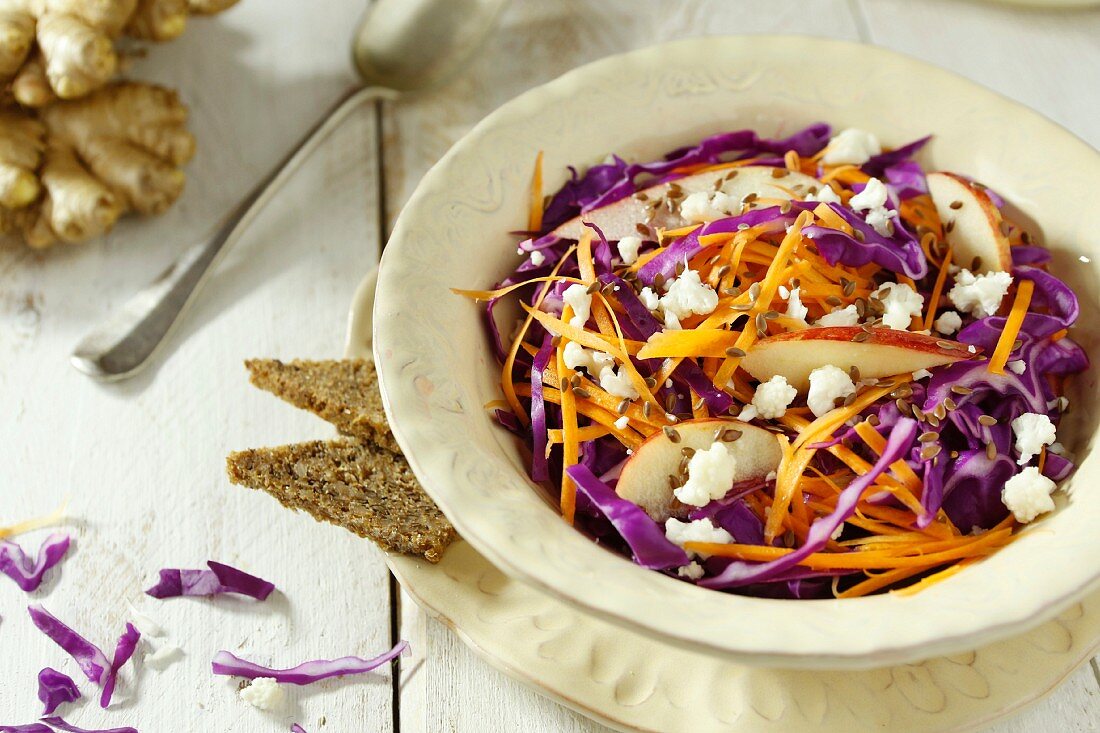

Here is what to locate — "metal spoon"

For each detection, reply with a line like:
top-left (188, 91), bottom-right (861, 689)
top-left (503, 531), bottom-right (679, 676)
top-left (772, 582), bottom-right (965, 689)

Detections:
top-left (71, 0), bottom-right (510, 381)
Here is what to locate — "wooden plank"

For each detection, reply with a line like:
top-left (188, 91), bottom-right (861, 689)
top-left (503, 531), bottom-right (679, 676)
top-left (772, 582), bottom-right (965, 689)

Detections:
top-left (0, 1), bottom-right (394, 730)
top-left (385, 1), bottom-right (861, 730)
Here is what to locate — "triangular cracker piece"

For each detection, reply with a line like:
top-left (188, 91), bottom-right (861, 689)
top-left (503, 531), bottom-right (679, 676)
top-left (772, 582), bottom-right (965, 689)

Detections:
top-left (227, 439), bottom-right (454, 563)
top-left (244, 359), bottom-right (399, 452)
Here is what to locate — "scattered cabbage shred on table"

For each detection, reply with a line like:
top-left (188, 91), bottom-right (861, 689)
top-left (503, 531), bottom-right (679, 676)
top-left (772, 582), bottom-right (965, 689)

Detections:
top-left (458, 123), bottom-right (1087, 599)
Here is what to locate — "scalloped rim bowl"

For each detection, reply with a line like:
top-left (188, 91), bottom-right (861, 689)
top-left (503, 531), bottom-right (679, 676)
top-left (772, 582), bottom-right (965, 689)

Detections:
top-left (374, 35), bottom-right (1100, 670)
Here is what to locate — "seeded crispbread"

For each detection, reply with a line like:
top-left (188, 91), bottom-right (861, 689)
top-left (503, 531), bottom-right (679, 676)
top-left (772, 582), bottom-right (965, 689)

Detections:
top-left (226, 439), bottom-right (455, 563)
top-left (244, 359), bottom-right (400, 453)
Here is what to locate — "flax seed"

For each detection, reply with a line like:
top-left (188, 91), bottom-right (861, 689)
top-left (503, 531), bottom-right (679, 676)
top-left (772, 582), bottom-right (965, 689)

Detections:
top-left (919, 431), bottom-right (940, 443)
top-left (852, 331), bottom-right (871, 343)
top-left (986, 441), bottom-right (997, 460)
top-left (725, 347), bottom-right (747, 358)
top-left (949, 200), bottom-right (963, 210)
top-left (722, 429), bottom-right (743, 442)
top-left (572, 387), bottom-right (591, 399)
top-left (978, 415), bottom-right (997, 427)
top-left (920, 444), bottom-right (942, 460)
top-left (663, 426), bottom-right (681, 443)
top-left (616, 399), bottom-right (630, 415)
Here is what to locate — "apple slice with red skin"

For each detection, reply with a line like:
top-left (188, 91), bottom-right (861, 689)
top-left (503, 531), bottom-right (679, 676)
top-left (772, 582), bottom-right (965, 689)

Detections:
top-left (740, 327), bottom-right (979, 392)
top-left (552, 166), bottom-right (823, 242)
top-left (616, 418), bottom-right (782, 522)
top-left (927, 172), bottom-right (1012, 273)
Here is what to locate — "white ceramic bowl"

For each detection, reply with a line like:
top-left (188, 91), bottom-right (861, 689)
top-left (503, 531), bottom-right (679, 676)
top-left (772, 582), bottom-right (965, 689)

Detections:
top-left (374, 35), bottom-right (1100, 670)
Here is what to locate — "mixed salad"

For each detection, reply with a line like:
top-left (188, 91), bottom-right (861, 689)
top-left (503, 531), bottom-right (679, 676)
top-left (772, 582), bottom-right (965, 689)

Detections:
top-left (456, 123), bottom-right (1088, 599)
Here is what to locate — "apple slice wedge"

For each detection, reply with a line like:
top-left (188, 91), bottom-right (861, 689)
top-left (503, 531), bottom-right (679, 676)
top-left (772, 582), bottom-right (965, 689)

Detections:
top-left (616, 418), bottom-right (782, 521)
top-left (740, 327), bottom-right (978, 392)
top-left (552, 166), bottom-right (822, 242)
top-left (927, 172), bottom-right (1012, 273)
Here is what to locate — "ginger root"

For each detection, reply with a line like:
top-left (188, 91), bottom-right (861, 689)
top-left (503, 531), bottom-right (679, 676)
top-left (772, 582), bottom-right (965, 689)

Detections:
top-left (0, 0), bottom-right (239, 106)
top-left (0, 81), bottom-right (194, 248)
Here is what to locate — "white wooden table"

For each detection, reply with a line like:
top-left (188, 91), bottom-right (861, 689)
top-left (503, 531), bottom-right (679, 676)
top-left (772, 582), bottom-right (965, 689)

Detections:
top-left (1, 0), bottom-right (1097, 730)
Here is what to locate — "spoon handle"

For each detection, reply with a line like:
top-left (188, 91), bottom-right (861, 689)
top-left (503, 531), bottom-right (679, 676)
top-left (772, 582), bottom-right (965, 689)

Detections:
top-left (71, 84), bottom-right (395, 381)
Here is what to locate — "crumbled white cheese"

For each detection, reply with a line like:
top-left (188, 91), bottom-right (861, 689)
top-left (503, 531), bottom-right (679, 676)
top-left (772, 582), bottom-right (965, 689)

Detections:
top-left (830, 523), bottom-right (846, 541)
top-left (677, 561), bottom-right (705, 580)
top-left (673, 443), bottom-right (739, 507)
top-left (873, 282), bottom-right (924, 331)
top-left (663, 310), bottom-right (682, 330)
top-left (737, 404), bottom-right (759, 422)
top-left (1080, 255), bottom-right (1091, 263)
top-left (1011, 412), bottom-right (1056, 465)
top-left (805, 185), bottom-right (841, 205)
top-left (665, 517), bottom-right (734, 557)
top-left (778, 285), bottom-right (790, 299)
top-left (850, 176), bottom-right (888, 211)
top-left (850, 177), bottom-right (896, 237)
top-left (617, 236), bottom-right (642, 265)
top-left (562, 341), bottom-right (614, 375)
top-left (679, 191), bottom-right (726, 223)
top-left (598, 365), bottom-right (640, 399)
top-left (933, 310), bottom-right (963, 335)
top-left (613, 415), bottom-right (630, 430)
top-left (638, 286), bottom-right (660, 311)
top-left (1001, 467), bottom-right (1057, 523)
top-left (785, 286), bottom-right (809, 323)
top-left (807, 365), bottom-right (857, 417)
top-left (529, 250), bottom-right (546, 267)
top-left (659, 269), bottom-right (719, 327)
top-left (126, 602), bottom-right (165, 638)
top-left (240, 677), bottom-right (285, 711)
top-left (815, 304), bottom-right (860, 327)
top-left (562, 283), bottom-right (592, 328)
top-left (821, 128), bottom-right (881, 166)
top-left (948, 269), bottom-right (1013, 318)
top-left (1049, 441), bottom-right (1066, 455)
top-left (752, 375), bottom-right (798, 419)
top-left (912, 368), bottom-right (933, 381)
top-left (1007, 360), bottom-right (1026, 375)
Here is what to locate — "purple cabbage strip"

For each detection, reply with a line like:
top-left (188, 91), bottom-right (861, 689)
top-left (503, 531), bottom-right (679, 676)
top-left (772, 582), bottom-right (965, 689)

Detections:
top-left (861, 135), bottom-right (932, 177)
top-left (883, 160), bottom-right (927, 199)
top-left (291, 727), bottom-right (308, 733)
top-left (804, 202), bottom-right (928, 279)
top-left (0, 726), bottom-right (53, 732)
top-left (565, 464), bottom-right (689, 570)
top-left (39, 719), bottom-right (137, 733)
top-left (583, 222), bottom-right (614, 275)
top-left (211, 641), bottom-right (409, 685)
top-left (37, 668), bottom-right (80, 715)
top-left (540, 124), bottom-right (830, 233)
top-left (940, 450), bottom-right (1018, 532)
top-left (145, 561), bottom-right (275, 601)
top-left (529, 333), bottom-right (554, 482)
top-left (1013, 265), bottom-right (1079, 326)
top-left (702, 419), bottom-right (919, 589)
top-left (27, 605), bottom-right (111, 687)
top-left (1011, 246), bottom-right (1052, 267)
top-left (98, 623), bottom-right (140, 709)
top-left (0, 533), bottom-right (71, 592)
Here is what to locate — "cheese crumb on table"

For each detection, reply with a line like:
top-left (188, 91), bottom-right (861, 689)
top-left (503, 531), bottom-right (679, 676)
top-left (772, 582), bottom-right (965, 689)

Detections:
top-left (821, 128), bottom-right (881, 166)
top-left (752, 375), bottom-right (798, 419)
top-left (948, 269), bottom-right (1013, 318)
top-left (240, 677), bottom-right (285, 711)
top-left (673, 443), bottom-right (738, 507)
top-left (562, 283), bottom-right (592, 327)
top-left (665, 517), bottom-right (734, 557)
top-left (617, 235), bottom-right (642, 265)
top-left (1011, 412), bottom-right (1057, 465)
top-left (807, 365), bottom-right (857, 417)
top-left (933, 310), bottom-right (963, 335)
top-left (1002, 466), bottom-right (1057, 523)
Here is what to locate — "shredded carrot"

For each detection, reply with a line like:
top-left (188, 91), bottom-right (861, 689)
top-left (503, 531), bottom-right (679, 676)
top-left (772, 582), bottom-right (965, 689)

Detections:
top-left (853, 421), bottom-right (923, 493)
top-left (1051, 329), bottom-right (1068, 342)
top-left (528, 150), bottom-right (544, 233)
top-left (637, 330), bottom-right (741, 359)
top-left (556, 314), bottom-right (579, 525)
top-left (988, 279), bottom-right (1034, 374)
top-left (922, 245), bottom-right (953, 330)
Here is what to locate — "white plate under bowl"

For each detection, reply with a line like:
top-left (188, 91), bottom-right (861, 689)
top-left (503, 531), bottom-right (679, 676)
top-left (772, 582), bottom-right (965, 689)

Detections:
top-left (351, 270), bottom-right (1100, 733)
top-left (372, 35), bottom-right (1100, 669)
